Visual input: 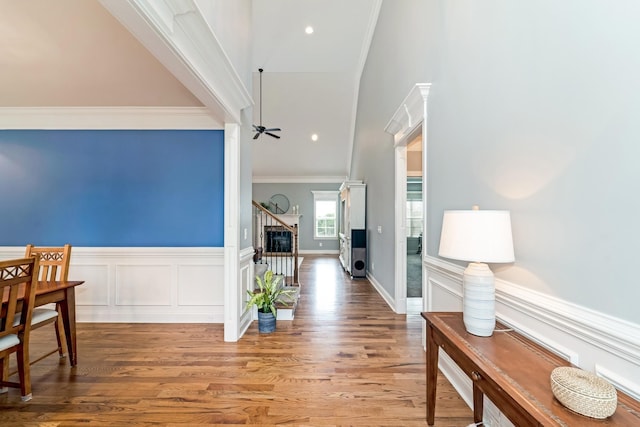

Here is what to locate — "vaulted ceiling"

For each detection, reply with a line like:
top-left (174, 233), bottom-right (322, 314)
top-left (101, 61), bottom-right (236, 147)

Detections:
top-left (0, 0), bottom-right (381, 182)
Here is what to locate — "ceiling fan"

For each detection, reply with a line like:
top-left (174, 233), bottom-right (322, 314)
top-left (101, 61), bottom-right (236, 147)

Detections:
top-left (253, 68), bottom-right (281, 140)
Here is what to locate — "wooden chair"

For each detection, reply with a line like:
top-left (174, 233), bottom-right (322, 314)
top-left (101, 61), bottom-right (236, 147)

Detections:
top-left (24, 244), bottom-right (72, 363)
top-left (0, 256), bottom-right (39, 401)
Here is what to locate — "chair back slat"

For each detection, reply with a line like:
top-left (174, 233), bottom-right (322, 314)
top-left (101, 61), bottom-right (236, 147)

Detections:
top-left (40, 265), bottom-right (51, 281)
top-left (0, 286), bottom-right (19, 338)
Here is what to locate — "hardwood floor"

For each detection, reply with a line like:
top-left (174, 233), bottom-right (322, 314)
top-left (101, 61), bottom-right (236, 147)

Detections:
top-left (0, 255), bottom-right (472, 426)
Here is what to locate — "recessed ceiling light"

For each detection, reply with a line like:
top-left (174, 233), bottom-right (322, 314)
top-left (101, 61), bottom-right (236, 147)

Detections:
top-left (311, 133), bottom-right (319, 141)
top-left (305, 26), bottom-right (314, 35)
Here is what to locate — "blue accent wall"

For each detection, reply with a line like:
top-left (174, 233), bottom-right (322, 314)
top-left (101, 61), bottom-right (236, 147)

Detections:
top-left (0, 130), bottom-right (224, 247)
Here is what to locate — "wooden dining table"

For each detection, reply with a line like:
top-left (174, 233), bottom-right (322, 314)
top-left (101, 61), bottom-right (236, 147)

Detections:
top-left (2, 280), bottom-right (85, 366)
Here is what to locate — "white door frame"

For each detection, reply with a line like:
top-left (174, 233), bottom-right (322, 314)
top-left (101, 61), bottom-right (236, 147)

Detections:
top-left (384, 84), bottom-right (431, 314)
top-left (224, 122), bottom-right (241, 342)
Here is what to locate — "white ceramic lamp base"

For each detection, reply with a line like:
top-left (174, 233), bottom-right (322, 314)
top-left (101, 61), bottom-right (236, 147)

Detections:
top-left (462, 262), bottom-right (496, 337)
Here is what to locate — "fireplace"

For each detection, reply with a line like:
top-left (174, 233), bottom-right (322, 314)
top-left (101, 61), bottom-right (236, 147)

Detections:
top-left (265, 226), bottom-right (292, 253)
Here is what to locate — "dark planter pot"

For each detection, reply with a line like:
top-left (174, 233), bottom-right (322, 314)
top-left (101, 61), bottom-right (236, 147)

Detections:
top-left (258, 310), bottom-right (276, 334)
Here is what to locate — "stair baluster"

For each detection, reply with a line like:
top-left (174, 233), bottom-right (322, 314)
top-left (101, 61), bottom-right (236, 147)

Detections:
top-left (252, 201), bottom-right (299, 287)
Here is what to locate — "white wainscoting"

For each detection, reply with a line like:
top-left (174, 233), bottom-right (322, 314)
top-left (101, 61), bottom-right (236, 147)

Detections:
top-left (238, 246), bottom-right (257, 336)
top-left (0, 247), bottom-right (225, 323)
top-left (425, 255), bottom-right (640, 426)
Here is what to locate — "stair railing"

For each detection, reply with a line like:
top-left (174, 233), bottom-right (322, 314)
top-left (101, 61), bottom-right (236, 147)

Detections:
top-left (252, 201), bottom-right (299, 286)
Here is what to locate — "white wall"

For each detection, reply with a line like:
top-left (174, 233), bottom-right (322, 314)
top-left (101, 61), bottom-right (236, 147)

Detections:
top-left (424, 0), bottom-right (640, 323)
top-left (356, 0), bottom-right (640, 327)
top-left (195, 0), bottom-right (252, 89)
top-left (352, 0), bottom-right (429, 295)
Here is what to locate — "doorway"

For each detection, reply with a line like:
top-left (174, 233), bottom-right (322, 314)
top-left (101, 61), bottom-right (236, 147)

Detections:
top-left (385, 83), bottom-right (430, 316)
top-left (406, 135), bottom-right (423, 303)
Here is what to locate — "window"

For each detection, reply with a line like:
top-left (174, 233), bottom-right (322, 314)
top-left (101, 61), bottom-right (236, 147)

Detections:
top-left (406, 199), bottom-right (423, 237)
top-left (312, 191), bottom-right (338, 239)
top-left (407, 178), bottom-right (423, 237)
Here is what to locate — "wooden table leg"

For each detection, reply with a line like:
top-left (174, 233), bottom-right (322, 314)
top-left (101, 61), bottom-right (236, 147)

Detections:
top-left (54, 308), bottom-right (68, 358)
top-left (473, 379), bottom-right (484, 424)
top-left (58, 287), bottom-right (78, 366)
top-left (1, 357), bottom-right (8, 393)
top-left (426, 322), bottom-right (438, 425)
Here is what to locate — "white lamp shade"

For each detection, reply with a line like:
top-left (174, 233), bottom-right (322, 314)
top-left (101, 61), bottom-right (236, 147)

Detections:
top-left (439, 210), bottom-right (514, 263)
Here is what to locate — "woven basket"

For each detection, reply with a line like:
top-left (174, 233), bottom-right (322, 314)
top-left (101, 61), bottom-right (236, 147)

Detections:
top-left (550, 367), bottom-right (617, 419)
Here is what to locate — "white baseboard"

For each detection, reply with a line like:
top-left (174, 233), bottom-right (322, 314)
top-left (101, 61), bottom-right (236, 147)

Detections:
top-left (366, 272), bottom-right (395, 311)
top-left (299, 249), bottom-right (340, 255)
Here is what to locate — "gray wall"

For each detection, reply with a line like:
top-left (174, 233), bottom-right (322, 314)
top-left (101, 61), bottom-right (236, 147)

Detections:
top-left (252, 182), bottom-right (341, 252)
top-left (240, 108), bottom-right (254, 251)
top-left (352, 0), bottom-right (430, 295)
top-left (353, 0), bottom-right (640, 324)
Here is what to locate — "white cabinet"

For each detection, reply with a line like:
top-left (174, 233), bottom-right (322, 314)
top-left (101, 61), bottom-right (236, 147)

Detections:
top-left (338, 181), bottom-right (366, 274)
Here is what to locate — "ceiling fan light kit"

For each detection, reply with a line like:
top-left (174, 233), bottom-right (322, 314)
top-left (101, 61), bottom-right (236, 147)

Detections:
top-left (253, 68), bottom-right (281, 140)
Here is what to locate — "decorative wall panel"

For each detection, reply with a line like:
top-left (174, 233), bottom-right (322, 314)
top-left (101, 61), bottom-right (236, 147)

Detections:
top-left (178, 265), bottom-right (220, 306)
top-left (116, 265), bottom-right (173, 306)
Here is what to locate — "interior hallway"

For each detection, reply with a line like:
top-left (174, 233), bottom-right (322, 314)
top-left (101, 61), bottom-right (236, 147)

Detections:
top-left (0, 255), bottom-right (472, 426)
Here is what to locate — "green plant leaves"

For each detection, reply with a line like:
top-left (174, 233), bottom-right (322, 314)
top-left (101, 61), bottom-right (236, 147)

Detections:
top-left (245, 270), bottom-right (296, 317)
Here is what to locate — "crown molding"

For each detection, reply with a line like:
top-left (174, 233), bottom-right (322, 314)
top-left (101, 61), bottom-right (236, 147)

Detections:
top-left (0, 107), bottom-right (222, 129)
top-left (252, 175), bottom-right (348, 184)
top-left (100, 0), bottom-right (252, 124)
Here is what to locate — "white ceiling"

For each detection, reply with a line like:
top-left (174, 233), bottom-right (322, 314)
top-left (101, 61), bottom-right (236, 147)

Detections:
top-left (0, 0), bottom-right (381, 182)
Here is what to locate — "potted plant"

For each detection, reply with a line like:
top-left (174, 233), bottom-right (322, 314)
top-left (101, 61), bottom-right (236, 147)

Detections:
top-left (245, 270), bottom-right (296, 333)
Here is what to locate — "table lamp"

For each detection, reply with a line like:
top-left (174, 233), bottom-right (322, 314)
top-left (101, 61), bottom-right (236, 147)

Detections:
top-left (438, 207), bottom-right (514, 336)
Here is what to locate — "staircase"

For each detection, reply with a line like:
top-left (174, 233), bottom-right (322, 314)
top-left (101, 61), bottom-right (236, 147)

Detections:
top-left (252, 201), bottom-right (301, 319)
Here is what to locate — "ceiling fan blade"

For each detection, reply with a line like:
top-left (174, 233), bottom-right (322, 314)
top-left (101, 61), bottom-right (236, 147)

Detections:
top-left (253, 132), bottom-right (261, 140)
top-left (264, 128), bottom-right (281, 132)
top-left (265, 132), bottom-right (280, 139)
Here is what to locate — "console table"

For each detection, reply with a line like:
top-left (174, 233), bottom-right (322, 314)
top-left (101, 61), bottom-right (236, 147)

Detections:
top-left (422, 312), bottom-right (640, 426)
